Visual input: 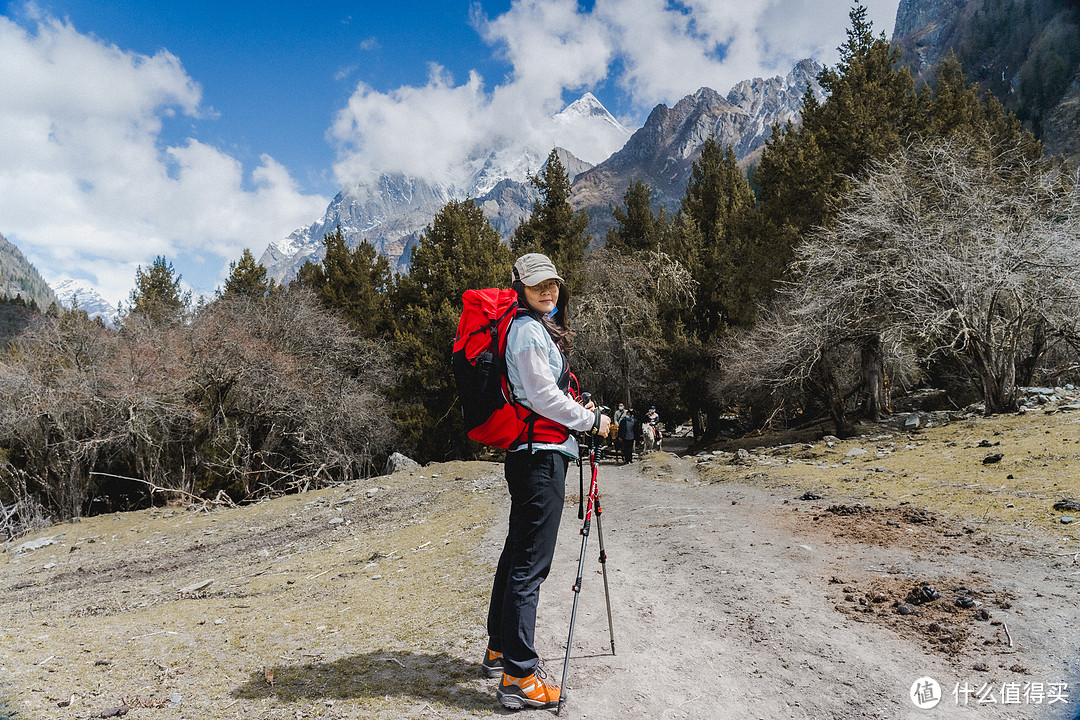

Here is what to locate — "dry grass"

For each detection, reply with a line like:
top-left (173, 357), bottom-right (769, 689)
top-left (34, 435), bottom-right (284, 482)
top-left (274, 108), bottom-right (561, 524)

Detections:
top-left (1, 461), bottom-right (506, 719)
top-left (689, 409), bottom-right (1080, 549)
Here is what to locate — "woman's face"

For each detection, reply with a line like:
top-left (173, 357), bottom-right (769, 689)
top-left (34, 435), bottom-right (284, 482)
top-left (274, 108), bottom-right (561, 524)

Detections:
top-left (523, 279), bottom-right (560, 315)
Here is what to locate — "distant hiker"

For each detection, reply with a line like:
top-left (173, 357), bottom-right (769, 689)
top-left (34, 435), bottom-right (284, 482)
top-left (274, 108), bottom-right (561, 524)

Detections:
top-left (613, 402), bottom-right (627, 427)
top-left (618, 408), bottom-right (637, 464)
top-left (483, 253), bottom-right (611, 711)
top-left (611, 402), bottom-right (628, 458)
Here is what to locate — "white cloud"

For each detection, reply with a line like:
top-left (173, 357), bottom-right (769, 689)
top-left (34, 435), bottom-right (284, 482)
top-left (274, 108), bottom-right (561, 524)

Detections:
top-left (331, 66), bottom-right (494, 187)
top-left (0, 0), bottom-right (904, 306)
top-left (330, 0), bottom-right (620, 187)
top-left (0, 11), bottom-right (328, 307)
top-left (331, 0), bottom-right (900, 189)
top-left (478, 0), bottom-right (613, 101)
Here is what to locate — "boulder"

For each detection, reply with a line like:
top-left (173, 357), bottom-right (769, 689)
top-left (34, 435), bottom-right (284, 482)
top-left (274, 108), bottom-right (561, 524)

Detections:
top-left (384, 452), bottom-right (421, 475)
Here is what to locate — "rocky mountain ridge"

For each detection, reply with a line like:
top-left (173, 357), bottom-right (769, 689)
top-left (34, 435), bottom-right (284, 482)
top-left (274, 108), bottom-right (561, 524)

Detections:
top-left (261, 66), bottom-right (822, 280)
top-left (260, 146), bottom-right (595, 282)
top-left (0, 233), bottom-right (58, 310)
top-left (571, 59), bottom-right (823, 238)
top-left (891, 0), bottom-right (1080, 164)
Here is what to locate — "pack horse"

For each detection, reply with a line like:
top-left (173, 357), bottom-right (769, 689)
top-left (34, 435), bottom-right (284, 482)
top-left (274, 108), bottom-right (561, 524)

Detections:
top-left (642, 423), bottom-right (660, 454)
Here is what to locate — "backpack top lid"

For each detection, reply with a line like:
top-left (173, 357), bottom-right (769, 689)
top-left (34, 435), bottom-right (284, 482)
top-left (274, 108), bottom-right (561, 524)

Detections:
top-left (453, 287), bottom-right (521, 360)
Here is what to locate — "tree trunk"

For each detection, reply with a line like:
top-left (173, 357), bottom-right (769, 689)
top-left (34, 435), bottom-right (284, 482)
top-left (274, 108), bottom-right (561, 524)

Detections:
top-left (618, 324), bottom-right (632, 410)
top-left (691, 408), bottom-right (704, 440)
top-left (971, 345), bottom-right (1018, 414)
top-left (1016, 321), bottom-right (1047, 388)
top-left (704, 404), bottom-right (724, 441)
top-left (813, 366), bottom-right (855, 438)
top-left (981, 366), bottom-right (1020, 414)
top-left (859, 334), bottom-right (888, 421)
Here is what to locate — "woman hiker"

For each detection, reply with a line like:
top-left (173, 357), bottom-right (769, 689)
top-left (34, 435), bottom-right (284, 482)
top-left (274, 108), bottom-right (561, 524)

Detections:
top-left (482, 252), bottom-right (611, 710)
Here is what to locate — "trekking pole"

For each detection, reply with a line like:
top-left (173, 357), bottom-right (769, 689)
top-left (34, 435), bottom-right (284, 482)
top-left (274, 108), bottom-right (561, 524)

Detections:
top-left (557, 434), bottom-right (616, 716)
top-left (594, 452), bottom-right (616, 657)
top-left (577, 444), bottom-right (585, 521)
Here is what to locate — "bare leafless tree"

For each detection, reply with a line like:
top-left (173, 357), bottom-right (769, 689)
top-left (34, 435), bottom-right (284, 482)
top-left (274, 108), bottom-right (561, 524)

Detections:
top-left (829, 137), bottom-right (1080, 412)
top-left (714, 135), bottom-right (1080, 430)
top-left (0, 289), bottom-right (397, 521)
top-left (574, 248), bottom-right (695, 409)
top-left (0, 311), bottom-right (122, 518)
top-left (184, 288), bottom-right (397, 496)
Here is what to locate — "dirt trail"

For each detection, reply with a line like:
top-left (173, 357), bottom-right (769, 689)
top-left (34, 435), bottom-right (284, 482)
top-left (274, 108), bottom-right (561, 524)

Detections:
top-left (529, 450), bottom-right (1080, 720)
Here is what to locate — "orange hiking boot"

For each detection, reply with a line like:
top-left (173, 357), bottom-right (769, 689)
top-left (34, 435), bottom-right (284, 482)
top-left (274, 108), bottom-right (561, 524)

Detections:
top-left (481, 648), bottom-right (504, 678)
top-left (496, 668), bottom-right (561, 710)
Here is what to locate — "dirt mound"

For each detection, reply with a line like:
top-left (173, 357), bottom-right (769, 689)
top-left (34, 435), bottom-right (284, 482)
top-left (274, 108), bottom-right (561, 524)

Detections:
top-left (829, 574), bottom-right (1019, 656)
top-left (806, 503), bottom-right (943, 547)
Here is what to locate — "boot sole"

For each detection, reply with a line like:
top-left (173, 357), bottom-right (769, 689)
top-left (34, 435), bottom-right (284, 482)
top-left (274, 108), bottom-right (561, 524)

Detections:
top-left (497, 691), bottom-right (558, 710)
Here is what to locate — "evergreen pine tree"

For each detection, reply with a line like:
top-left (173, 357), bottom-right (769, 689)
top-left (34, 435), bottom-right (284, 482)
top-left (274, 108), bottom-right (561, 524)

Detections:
top-left (754, 6), bottom-right (919, 278)
top-left (392, 199), bottom-right (513, 461)
top-left (128, 256), bottom-right (190, 326)
top-left (658, 136), bottom-right (757, 438)
top-left (294, 227), bottom-right (392, 338)
top-left (923, 54), bottom-right (1043, 161)
top-left (222, 249), bottom-right (274, 299)
top-left (511, 149), bottom-right (590, 289)
top-left (606, 180), bottom-right (665, 254)
top-left (680, 137), bottom-right (757, 336)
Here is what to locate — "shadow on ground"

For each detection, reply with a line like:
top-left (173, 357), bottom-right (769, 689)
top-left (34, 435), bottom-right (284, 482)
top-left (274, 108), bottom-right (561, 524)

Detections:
top-left (232, 650), bottom-right (491, 711)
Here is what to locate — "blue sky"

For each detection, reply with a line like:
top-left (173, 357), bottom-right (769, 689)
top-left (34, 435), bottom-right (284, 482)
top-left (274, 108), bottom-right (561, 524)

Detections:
top-left (0, 0), bottom-right (900, 307)
top-left (20, 1), bottom-right (519, 197)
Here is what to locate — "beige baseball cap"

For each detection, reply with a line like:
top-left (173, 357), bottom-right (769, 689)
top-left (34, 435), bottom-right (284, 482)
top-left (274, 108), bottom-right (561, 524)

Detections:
top-left (512, 253), bottom-right (563, 286)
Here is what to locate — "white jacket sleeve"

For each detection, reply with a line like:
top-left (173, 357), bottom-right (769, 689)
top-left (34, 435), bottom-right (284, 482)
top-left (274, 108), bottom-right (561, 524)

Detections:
top-left (509, 342), bottom-right (595, 433)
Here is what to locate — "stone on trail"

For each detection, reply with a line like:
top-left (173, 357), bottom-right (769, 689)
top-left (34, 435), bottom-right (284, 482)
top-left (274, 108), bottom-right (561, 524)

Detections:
top-left (178, 579), bottom-right (214, 594)
top-left (13, 535), bottom-right (61, 555)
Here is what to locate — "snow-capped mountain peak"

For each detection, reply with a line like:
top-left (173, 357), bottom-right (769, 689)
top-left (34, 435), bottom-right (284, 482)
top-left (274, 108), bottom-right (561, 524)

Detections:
top-left (557, 92), bottom-right (618, 123)
top-left (53, 279), bottom-right (118, 325)
top-left (552, 93), bottom-right (631, 164)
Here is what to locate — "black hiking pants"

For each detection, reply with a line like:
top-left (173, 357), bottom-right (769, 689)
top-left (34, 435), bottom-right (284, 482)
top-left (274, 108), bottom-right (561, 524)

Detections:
top-left (487, 449), bottom-right (569, 678)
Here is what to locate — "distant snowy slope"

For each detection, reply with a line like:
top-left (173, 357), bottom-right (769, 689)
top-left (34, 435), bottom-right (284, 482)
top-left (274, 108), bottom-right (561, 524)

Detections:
top-left (54, 279), bottom-right (118, 325)
top-left (261, 93), bottom-right (627, 282)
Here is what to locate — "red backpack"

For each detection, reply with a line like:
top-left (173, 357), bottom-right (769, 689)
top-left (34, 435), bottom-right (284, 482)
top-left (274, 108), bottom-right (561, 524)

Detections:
top-left (451, 288), bottom-right (574, 449)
